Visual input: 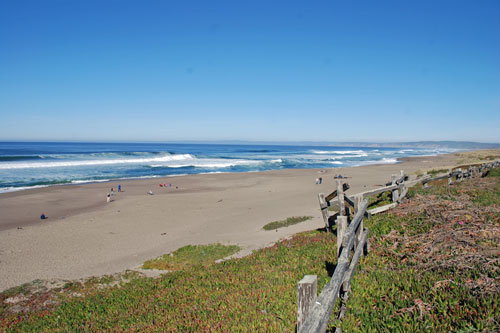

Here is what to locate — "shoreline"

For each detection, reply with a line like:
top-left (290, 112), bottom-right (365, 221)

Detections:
top-left (0, 150), bottom-right (497, 291)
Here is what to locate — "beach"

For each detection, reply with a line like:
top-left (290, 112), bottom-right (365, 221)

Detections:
top-left (0, 152), bottom-right (489, 291)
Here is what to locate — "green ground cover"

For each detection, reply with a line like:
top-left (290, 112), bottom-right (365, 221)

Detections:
top-left (262, 216), bottom-right (312, 230)
top-left (367, 190), bottom-right (393, 209)
top-left (142, 244), bottom-right (241, 271)
top-left (427, 168), bottom-right (450, 176)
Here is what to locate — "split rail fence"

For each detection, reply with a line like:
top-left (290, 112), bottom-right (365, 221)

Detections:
top-left (297, 161), bottom-right (500, 332)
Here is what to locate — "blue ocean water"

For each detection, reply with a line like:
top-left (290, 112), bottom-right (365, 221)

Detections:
top-left (0, 142), bottom-right (457, 193)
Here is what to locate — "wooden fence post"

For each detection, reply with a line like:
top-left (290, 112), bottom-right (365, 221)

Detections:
top-left (337, 216), bottom-right (348, 257)
top-left (457, 168), bottom-right (462, 182)
top-left (337, 179), bottom-right (345, 216)
top-left (391, 174), bottom-right (399, 201)
top-left (353, 195), bottom-right (363, 250)
top-left (318, 193), bottom-right (330, 231)
top-left (297, 275), bottom-right (317, 332)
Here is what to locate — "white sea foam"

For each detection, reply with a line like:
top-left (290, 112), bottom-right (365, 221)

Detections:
top-left (0, 185), bottom-right (50, 193)
top-left (0, 154), bottom-right (195, 169)
top-left (359, 158), bottom-right (399, 165)
top-left (329, 161), bottom-right (343, 165)
top-left (71, 179), bottom-right (111, 184)
top-left (154, 157), bottom-right (285, 169)
top-left (311, 150), bottom-right (365, 155)
top-left (349, 153), bottom-right (369, 158)
top-left (310, 150), bottom-right (333, 154)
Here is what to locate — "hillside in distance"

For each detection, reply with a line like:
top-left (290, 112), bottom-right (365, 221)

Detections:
top-left (327, 141), bottom-right (500, 150)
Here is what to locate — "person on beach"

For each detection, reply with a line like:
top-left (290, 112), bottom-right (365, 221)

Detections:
top-left (107, 193), bottom-right (111, 203)
top-left (40, 213), bottom-right (46, 220)
top-left (118, 184), bottom-right (121, 192)
top-left (110, 188), bottom-right (114, 196)
top-left (319, 177), bottom-right (322, 184)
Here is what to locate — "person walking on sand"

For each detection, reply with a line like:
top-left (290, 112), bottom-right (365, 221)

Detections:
top-left (118, 184), bottom-right (121, 192)
top-left (107, 193), bottom-right (111, 203)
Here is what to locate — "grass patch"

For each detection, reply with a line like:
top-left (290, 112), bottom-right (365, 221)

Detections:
top-left (487, 168), bottom-right (500, 178)
top-left (368, 190), bottom-right (393, 209)
top-left (469, 182), bottom-right (500, 207)
top-left (142, 244), bottom-right (241, 270)
top-left (427, 168), bottom-right (449, 176)
top-left (454, 150), bottom-right (500, 164)
top-left (262, 216), bottom-right (312, 230)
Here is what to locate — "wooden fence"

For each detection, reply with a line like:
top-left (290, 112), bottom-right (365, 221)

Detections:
top-left (297, 161), bottom-right (500, 332)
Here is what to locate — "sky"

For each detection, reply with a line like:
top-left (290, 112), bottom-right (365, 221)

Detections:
top-left (1, 0), bottom-right (499, 143)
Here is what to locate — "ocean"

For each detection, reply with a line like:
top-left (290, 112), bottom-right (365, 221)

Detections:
top-left (0, 142), bottom-right (457, 193)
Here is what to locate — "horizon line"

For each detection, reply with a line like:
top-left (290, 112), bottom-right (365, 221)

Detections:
top-left (1, 139), bottom-right (499, 146)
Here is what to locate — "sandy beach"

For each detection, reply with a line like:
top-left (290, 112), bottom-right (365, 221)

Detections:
top-left (0, 152), bottom-right (488, 291)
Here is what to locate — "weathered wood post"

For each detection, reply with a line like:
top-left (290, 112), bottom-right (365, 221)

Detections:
top-left (456, 168), bottom-right (463, 182)
top-left (391, 174), bottom-right (399, 201)
top-left (353, 195), bottom-right (363, 249)
top-left (398, 171), bottom-right (406, 203)
top-left (422, 171), bottom-right (429, 189)
top-left (318, 193), bottom-right (330, 231)
top-left (336, 179), bottom-right (347, 256)
top-left (297, 275), bottom-right (317, 332)
top-left (337, 216), bottom-right (348, 257)
top-left (337, 179), bottom-right (345, 216)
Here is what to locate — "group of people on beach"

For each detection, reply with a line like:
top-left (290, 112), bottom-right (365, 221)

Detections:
top-left (314, 173), bottom-right (345, 185)
top-left (105, 182), bottom-right (180, 201)
top-left (106, 185), bottom-right (122, 203)
top-left (148, 183), bottom-right (179, 195)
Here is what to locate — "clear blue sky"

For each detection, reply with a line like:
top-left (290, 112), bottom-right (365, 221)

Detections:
top-left (1, 0), bottom-right (499, 143)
